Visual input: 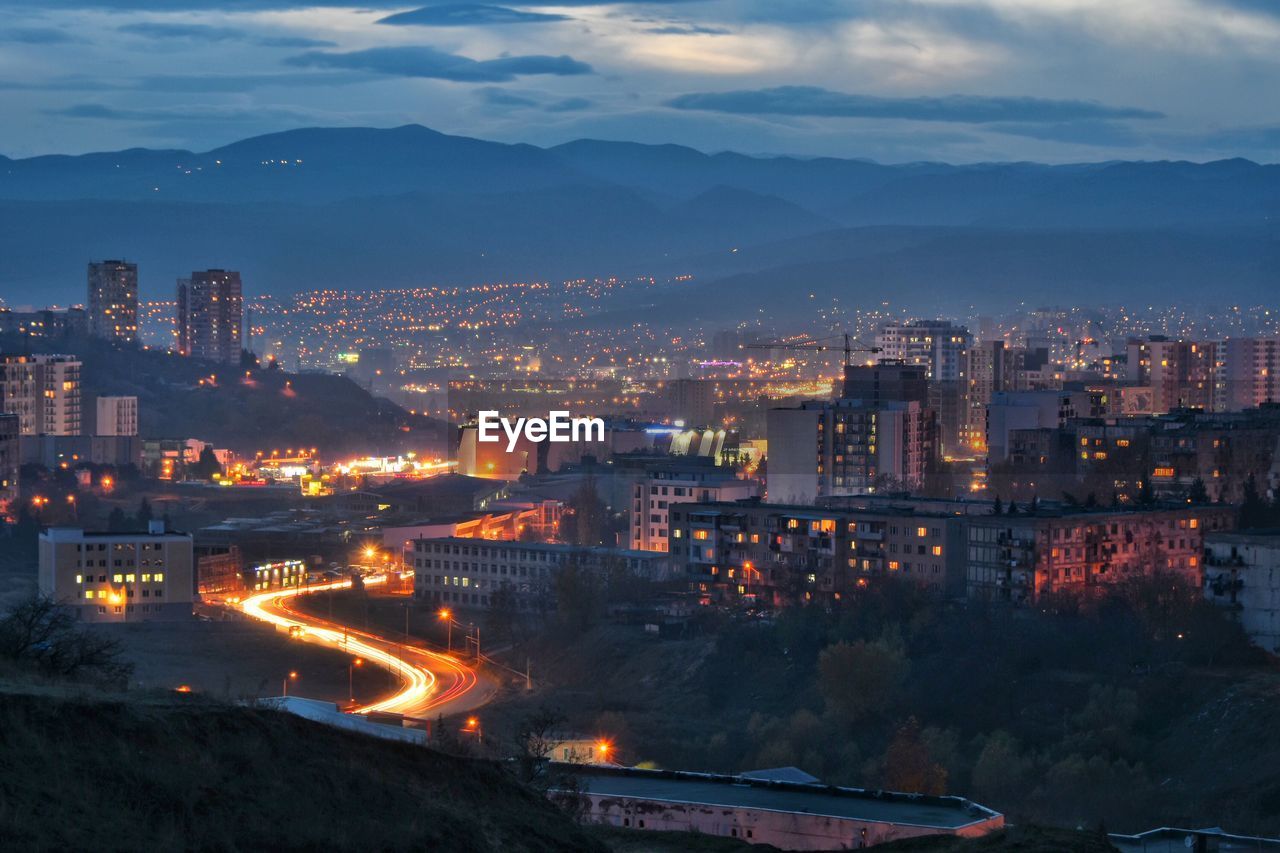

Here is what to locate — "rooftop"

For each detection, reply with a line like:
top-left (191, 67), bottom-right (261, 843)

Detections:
top-left (557, 765), bottom-right (999, 830)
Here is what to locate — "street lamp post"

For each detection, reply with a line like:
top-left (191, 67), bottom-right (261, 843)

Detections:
top-left (283, 670), bottom-right (298, 697)
top-left (438, 608), bottom-right (452, 652)
top-left (348, 658), bottom-right (363, 704)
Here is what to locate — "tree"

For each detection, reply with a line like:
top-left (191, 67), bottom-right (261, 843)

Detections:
top-left (1188, 477), bottom-right (1209, 504)
top-left (818, 637), bottom-right (909, 725)
top-left (972, 731), bottom-right (1031, 805)
top-left (134, 498), bottom-right (153, 527)
top-left (190, 445), bottom-right (223, 481)
top-left (562, 474), bottom-right (607, 547)
top-left (881, 717), bottom-right (947, 795)
top-left (992, 496), bottom-right (1004, 515)
top-left (107, 507), bottom-right (129, 532)
top-left (0, 595), bottom-right (133, 685)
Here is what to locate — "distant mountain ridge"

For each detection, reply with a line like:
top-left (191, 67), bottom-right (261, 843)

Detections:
top-left (0, 124), bottom-right (1275, 308)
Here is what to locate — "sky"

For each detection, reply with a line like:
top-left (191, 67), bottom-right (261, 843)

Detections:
top-left (0, 0), bottom-right (1278, 162)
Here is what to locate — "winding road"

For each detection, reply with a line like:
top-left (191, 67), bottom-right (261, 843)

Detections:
top-left (238, 575), bottom-right (497, 719)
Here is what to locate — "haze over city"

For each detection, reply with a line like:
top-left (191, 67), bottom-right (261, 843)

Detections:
top-left (1, 3), bottom-right (1279, 853)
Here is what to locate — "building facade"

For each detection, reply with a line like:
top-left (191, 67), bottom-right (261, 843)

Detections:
top-left (767, 399), bottom-right (935, 503)
top-left (96, 395), bottom-right (139, 436)
top-left (966, 505), bottom-right (1235, 604)
top-left (629, 464), bottom-right (759, 552)
top-left (1, 354), bottom-right (82, 436)
top-left (87, 260), bottom-right (139, 344)
top-left (38, 522), bottom-right (194, 622)
top-left (0, 413), bottom-right (18, 521)
top-left (177, 269), bottom-right (244, 363)
top-left (412, 537), bottom-right (674, 610)
top-left (1204, 532), bottom-right (1280, 655)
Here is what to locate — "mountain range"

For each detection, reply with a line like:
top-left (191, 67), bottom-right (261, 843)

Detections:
top-left (0, 124), bottom-right (1275, 313)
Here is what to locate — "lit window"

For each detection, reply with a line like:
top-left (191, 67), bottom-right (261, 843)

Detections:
top-left (155, 573), bottom-right (164, 582)
top-left (917, 527), bottom-right (928, 538)
top-left (84, 591), bottom-right (93, 600)
top-left (112, 573), bottom-right (123, 583)
top-left (932, 545), bottom-right (943, 556)
top-left (693, 530), bottom-right (709, 540)
top-left (75, 574), bottom-right (83, 584)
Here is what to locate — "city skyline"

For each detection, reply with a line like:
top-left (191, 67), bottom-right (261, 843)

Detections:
top-left (0, 1), bottom-right (1276, 163)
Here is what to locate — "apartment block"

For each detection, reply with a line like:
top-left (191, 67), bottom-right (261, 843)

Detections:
top-left (629, 463), bottom-right (759, 552)
top-left (87, 260), bottom-right (138, 344)
top-left (38, 522), bottom-right (195, 622)
top-left (96, 395), bottom-right (138, 436)
top-left (1, 354), bottom-right (82, 436)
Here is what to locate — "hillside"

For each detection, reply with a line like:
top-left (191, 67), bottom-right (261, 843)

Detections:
top-left (0, 687), bottom-right (603, 852)
top-left (1, 125), bottom-right (1276, 309)
top-left (2, 334), bottom-right (445, 456)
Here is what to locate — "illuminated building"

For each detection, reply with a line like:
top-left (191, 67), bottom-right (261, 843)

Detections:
top-left (95, 395), bottom-right (138, 437)
top-left (766, 399), bottom-right (935, 504)
top-left (0, 413), bottom-right (18, 520)
top-left (629, 462), bottom-right (759, 552)
top-left (966, 504), bottom-right (1235, 604)
top-left (1215, 337), bottom-right (1280, 412)
top-left (0, 306), bottom-right (86, 338)
top-left (177, 269), bottom-right (243, 363)
top-left (87, 259), bottom-right (138, 344)
top-left (412, 538), bottom-right (674, 610)
top-left (1125, 336), bottom-right (1216, 413)
top-left (670, 498), bottom-right (969, 606)
top-left (248, 559), bottom-right (306, 591)
top-left (1, 354), bottom-right (82, 436)
top-left (38, 521), bottom-right (194, 622)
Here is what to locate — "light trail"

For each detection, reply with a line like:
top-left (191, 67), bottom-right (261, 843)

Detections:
top-left (238, 576), bottom-right (479, 717)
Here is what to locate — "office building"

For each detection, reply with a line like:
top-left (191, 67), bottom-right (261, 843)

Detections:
top-left (38, 521), bottom-right (195, 622)
top-left (87, 260), bottom-right (138, 344)
top-left (1, 354), bottom-right (82, 436)
top-left (177, 269), bottom-right (244, 363)
top-left (96, 395), bottom-right (138, 437)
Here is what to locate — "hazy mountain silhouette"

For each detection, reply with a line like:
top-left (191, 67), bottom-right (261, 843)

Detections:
top-left (0, 124), bottom-right (1275, 308)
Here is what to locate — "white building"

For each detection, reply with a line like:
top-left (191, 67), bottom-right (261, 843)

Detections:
top-left (38, 522), bottom-right (195, 622)
top-left (1, 354), bottom-right (82, 436)
top-left (629, 464), bottom-right (759, 552)
top-left (1204, 532), bottom-right (1280, 655)
top-left (876, 320), bottom-right (971, 383)
top-left (96, 395), bottom-right (139, 436)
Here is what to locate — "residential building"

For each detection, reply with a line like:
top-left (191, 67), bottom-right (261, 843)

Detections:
top-left (87, 260), bottom-right (138, 343)
top-left (629, 461), bottom-right (759, 552)
top-left (38, 521), bottom-right (195, 622)
top-left (966, 504), bottom-right (1235, 604)
top-left (0, 306), bottom-right (87, 339)
top-left (669, 498), bottom-right (970, 605)
top-left (412, 537), bottom-right (674, 610)
top-left (876, 321), bottom-right (971, 456)
top-left (1215, 337), bottom-right (1280, 412)
top-left (767, 399), bottom-right (935, 503)
top-left (1203, 531), bottom-right (1280, 655)
top-left (1126, 337), bottom-right (1215, 413)
top-left (0, 413), bottom-right (18, 520)
top-left (177, 269), bottom-right (244, 363)
top-left (985, 390), bottom-right (1097, 463)
top-left (96, 395), bottom-right (138, 436)
top-left (1, 354), bottom-right (82, 436)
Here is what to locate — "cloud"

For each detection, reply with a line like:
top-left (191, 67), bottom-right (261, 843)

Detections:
top-left (476, 86), bottom-right (539, 107)
top-left (118, 21), bottom-right (334, 47)
top-left (135, 72), bottom-right (369, 92)
top-left (46, 102), bottom-right (326, 124)
top-left (545, 97), bottom-right (593, 112)
top-left (666, 86), bottom-right (1164, 124)
top-left (0, 27), bottom-right (81, 44)
top-left (643, 24), bottom-right (730, 35)
top-left (378, 5), bottom-right (569, 26)
top-left (286, 46), bottom-right (592, 82)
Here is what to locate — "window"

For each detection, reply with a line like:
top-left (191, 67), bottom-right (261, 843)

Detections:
top-left (932, 545), bottom-right (943, 556)
top-left (917, 527), bottom-right (928, 537)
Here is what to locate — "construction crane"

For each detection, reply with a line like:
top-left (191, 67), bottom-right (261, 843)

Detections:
top-left (742, 333), bottom-right (882, 366)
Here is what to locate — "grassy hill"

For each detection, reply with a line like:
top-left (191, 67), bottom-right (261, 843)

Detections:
top-left (0, 685), bottom-right (603, 852)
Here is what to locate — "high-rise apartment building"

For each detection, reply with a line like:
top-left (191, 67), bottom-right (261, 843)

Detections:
top-left (96, 395), bottom-right (139, 437)
top-left (87, 260), bottom-right (138, 343)
top-left (767, 399), bottom-right (935, 503)
top-left (876, 321), bottom-right (971, 456)
top-left (177, 269), bottom-right (244, 363)
top-left (1, 354), bottom-right (82, 436)
top-left (1214, 337), bottom-right (1280, 412)
top-left (0, 413), bottom-right (18, 521)
top-left (1126, 337), bottom-right (1216, 413)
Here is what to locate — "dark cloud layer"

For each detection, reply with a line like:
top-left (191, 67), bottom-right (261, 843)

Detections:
top-left (667, 86), bottom-right (1164, 124)
top-left (118, 21), bottom-right (334, 47)
top-left (378, 5), bottom-right (570, 26)
top-left (287, 46), bottom-right (592, 82)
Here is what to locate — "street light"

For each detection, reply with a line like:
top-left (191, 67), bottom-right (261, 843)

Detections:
top-left (595, 741), bottom-right (612, 763)
top-left (463, 716), bottom-right (482, 743)
top-left (283, 670), bottom-right (298, 697)
top-left (438, 608), bottom-right (453, 652)
top-left (349, 658), bottom-right (363, 704)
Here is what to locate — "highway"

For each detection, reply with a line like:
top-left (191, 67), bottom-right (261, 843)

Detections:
top-left (238, 575), bottom-right (496, 719)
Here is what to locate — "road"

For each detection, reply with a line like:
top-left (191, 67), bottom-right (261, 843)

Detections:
top-left (238, 575), bottom-right (497, 719)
